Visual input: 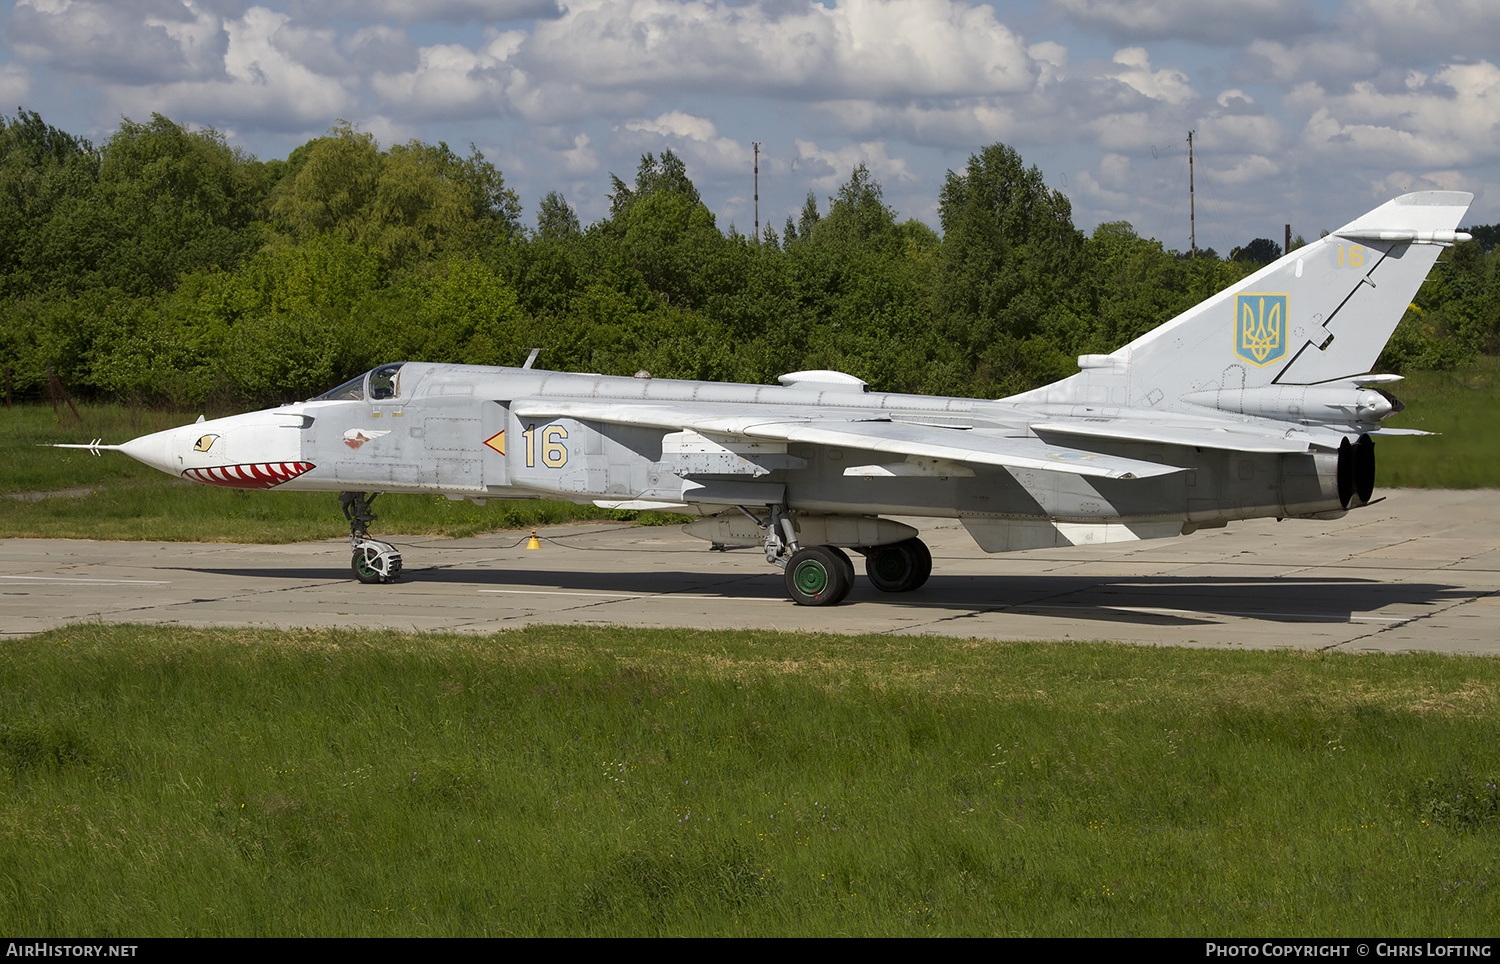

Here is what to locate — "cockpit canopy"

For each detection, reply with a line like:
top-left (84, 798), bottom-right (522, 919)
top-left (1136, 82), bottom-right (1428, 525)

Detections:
top-left (314, 363), bottom-right (406, 402)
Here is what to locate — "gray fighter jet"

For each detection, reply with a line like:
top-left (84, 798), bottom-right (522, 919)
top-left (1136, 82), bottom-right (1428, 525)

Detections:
top-left (65, 191), bottom-right (1473, 605)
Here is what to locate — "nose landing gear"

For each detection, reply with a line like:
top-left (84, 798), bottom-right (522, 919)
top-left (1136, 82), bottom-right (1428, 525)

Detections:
top-left (340, 491), bottom-right (402, 584)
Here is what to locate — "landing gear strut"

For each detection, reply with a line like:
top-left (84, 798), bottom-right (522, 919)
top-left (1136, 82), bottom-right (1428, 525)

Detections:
top-left (340, 491), bottom-right (402, 584)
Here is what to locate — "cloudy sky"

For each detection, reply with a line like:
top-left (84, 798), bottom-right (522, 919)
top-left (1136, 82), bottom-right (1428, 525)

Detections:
top-left (2, 0), bottom-right (1496, 250)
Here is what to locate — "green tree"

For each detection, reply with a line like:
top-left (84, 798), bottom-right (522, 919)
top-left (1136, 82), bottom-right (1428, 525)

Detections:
top-left (94, 114), bottom-right (268, 293)
top-left (608, 150), bottom-right (701, 219)
top-left (797, 191), bottom-right (820, 240)
top-left (143, 234), bottom-right (390, 402)
top-left (1231, 238), bottom-right (1281, 263)
top-left (536, 191), bottom-right (580, 240)
top-left (269, 122), bottom-right (382, 237)
top-left (269, 124), bottom-right (520, 269)
top-left (1070, 221), bottom-right (1193, 354)
top-left (0, 109), bottom-right (99, 297)
top-left (809, 164), bottom-right (898, 255)
top-left (1, 111), bottom-right (265, 298)
top-left (934, 143), bottom-right (1083, 391)
top-left (600, 151), bottom-right (725, 309)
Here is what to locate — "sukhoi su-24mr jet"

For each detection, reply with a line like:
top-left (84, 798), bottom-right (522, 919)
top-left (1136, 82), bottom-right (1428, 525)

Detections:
top-left (64, 191), bottom-right (1473, 605)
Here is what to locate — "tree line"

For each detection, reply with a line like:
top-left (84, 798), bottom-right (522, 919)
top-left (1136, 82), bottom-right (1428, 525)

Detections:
top-left (2, 109), bottom-right (1495, 407)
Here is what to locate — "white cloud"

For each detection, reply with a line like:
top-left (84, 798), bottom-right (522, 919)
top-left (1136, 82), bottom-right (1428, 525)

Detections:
top-left (370, 35), bottom-right (523, 120)
top-left (618, 111), bottom-right (746, 180)
top-left (1110, 47), bottom-right (1194, 104)
top-left (793, 138), bottom-right (917, 195)
top-left (1243, 38), bottom-right (1383, 86)
top-left (368, 26), bottom-right (650, 122)
top-left (106, 6), bottom-right (356, 130)
top-left (5, 0), bottom-right (1497, 249)
top-left (558, 131), bottom-right (597, 175)
top-left (288, 0), bottom-right (562, 24)
top-left (0, 64), bottom-right (34, 107)
top-left (811, 99), bottom-right (1019, 150)
top-left (1086, 111), bottom-right (1161, 151)
top-left (1341, 0), bottom-right (1500, 64)
top-left (1198, 106), bottom-right (1283, 156)
top-left (1095, 151), bottom-right (1133, 189)
top-left (1073, 167), bottom-right (1135, 211)
top-left (1050, 0), bottom-right (1318, 45)
top-left (1374, 169), bottom-right (1473, 197)
top-left (1205, 152), bottom-right (1280, 186)
top-left (524, 0), bottom-right (1037, 101)
top-left (342, 24), bottom-right (420, 74)
top-left (11, 0), bottom-right (230, 83)
top-left (349, 114), bottom-right (424, 148)
top-left (624, 111), bottom-right (717, 143)
top-left (1289, 61), bottom-right (1500, 168)
top-left (1028, 40), bottom-right (1068, 91)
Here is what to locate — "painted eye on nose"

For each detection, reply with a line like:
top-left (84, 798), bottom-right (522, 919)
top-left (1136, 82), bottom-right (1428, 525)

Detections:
top-left (194, 434), bottom-right (219, 452)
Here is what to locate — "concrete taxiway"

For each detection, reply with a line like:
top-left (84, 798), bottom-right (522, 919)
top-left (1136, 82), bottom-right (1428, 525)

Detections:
top-left (3, 488), bottom-right (1498, 653)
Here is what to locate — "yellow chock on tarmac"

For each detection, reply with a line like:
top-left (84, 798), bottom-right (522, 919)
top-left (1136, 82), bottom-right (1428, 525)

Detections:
top-left (526, 529), bottom-right (541, 550)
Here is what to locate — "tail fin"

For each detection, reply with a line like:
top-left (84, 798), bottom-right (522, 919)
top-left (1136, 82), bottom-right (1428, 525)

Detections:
top-left (1018, 191), bottom-right (1473, 412)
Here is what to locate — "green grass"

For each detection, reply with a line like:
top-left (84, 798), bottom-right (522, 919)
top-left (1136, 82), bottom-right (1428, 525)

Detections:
top-left (3, 624), bottom-right (1498, 936)
top-left (1378, 356), bottom-right (1500, 488)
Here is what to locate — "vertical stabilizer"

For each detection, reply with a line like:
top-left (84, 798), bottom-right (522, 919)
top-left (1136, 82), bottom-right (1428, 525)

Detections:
top-left (1016, 191), bottom-right (1473, 413)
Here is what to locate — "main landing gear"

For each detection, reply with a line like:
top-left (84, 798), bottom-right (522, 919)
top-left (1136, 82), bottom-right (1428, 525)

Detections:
top-left (340, 491), bottom-right (402, 584)
top-left (753, 506), bottom-right (931, 606)
top-left (780, 538), bottom-right (932, 606)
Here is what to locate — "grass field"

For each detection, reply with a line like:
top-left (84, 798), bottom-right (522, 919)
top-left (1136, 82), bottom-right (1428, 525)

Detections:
top-left (1377, 356), bottom-right (1500, 488)
top-left (2, 624), bottom-right (1497, 937)
top-left (2, 358), bottom-right (1496, 542)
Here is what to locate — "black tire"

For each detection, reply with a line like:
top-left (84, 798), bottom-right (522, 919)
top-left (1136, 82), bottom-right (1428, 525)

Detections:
top-left (353, 546), bottom-right (400, 584)
top-left (906, 538), bottom-right (932, 590)
top-left (827, 546), bottom-right (855, 600)
top-left (785, 545), bottom-right (853, 606)
top-left (863, 538), bottom-right (932, 592)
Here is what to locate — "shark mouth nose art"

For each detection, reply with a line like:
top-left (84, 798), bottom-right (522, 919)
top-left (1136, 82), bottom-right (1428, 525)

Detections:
top-left (182, 462), bottom-right (315, 489)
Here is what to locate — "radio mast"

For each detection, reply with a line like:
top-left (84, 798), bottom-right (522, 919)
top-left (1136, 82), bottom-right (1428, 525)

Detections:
top-left (753, 141), bottom-right (761, 244)
top-left (1188, 130), bottom-right (1197, 258)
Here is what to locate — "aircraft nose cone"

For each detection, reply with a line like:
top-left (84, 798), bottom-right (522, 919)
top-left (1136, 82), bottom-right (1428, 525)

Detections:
top-left (118, 429), bottom-right (182, 476)
top-left (115, 415), bottom-right (315, 488)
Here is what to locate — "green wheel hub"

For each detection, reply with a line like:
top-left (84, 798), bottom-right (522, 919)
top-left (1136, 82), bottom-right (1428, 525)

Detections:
top-left (792, 557), bottom-right (830, 596)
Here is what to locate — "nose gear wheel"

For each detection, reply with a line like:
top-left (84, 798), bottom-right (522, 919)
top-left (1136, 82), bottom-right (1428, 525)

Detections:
top-left (353, 540), bottom-right (402, 584)
top-left (341, 491), bottom-right (402, 584)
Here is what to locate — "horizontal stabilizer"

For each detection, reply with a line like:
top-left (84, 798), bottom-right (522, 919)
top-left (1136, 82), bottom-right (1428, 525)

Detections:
top-left (1031, 418), bottom-right (1314, 453)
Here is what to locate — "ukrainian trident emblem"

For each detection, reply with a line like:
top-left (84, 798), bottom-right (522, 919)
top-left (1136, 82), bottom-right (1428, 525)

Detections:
top-left (1235, 293), bottom-right (1288, 366)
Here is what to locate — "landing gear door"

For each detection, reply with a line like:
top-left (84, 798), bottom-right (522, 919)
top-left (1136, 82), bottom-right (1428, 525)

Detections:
top-left (482, 400), bottom-right (510, 488)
